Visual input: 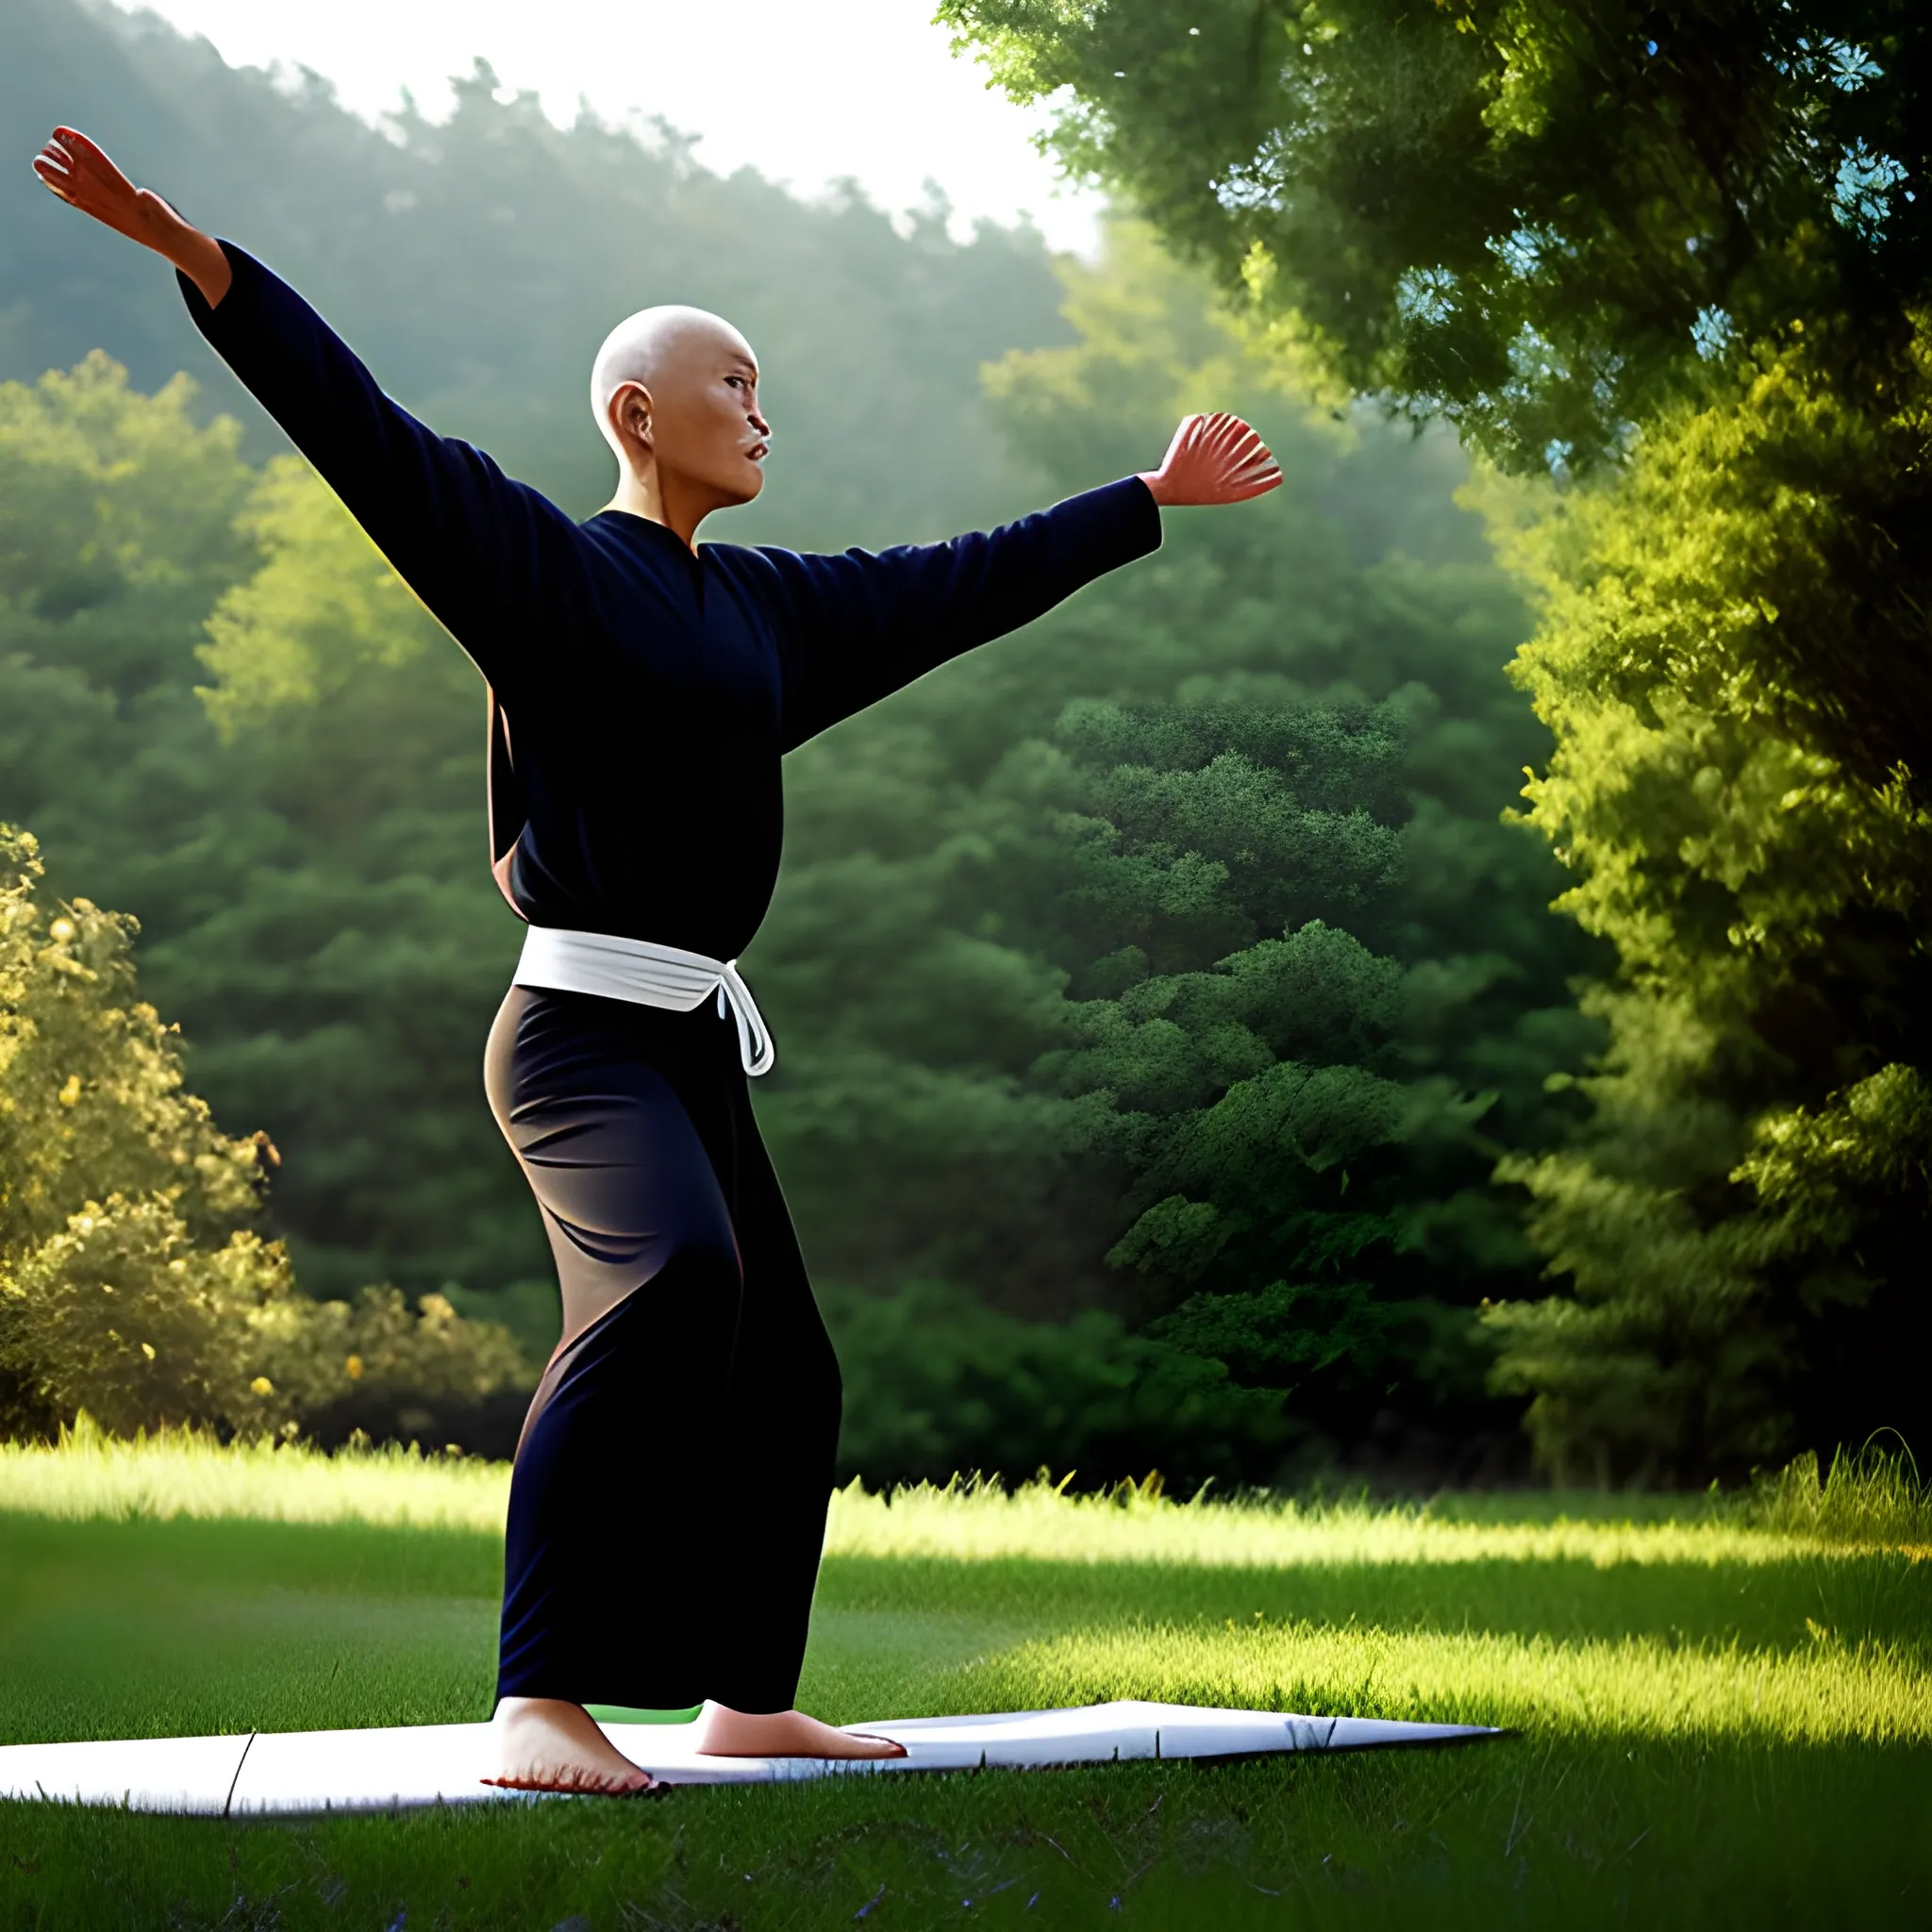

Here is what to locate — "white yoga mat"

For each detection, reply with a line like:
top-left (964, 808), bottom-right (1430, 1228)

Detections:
top-left (0, 1702), bottom-right (1499, 1816)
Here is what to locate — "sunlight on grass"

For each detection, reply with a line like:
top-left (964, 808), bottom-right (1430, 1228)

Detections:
top-left (8, 1422), bottom-right (1924, 1568)
top-left (4, 1418), bottom-right (1926, 1569)
top-left (828, 1478), bottom-right (1841, 1571)
top-left (1, 1428), bottom-right (1926, 1930)
top-left (0, 1412), bottom-right (509, 1531)
top-left (967, 1616), bottom-right (1932, 1745)
top-left (1740, 1440), bottom-right (1932, 1549)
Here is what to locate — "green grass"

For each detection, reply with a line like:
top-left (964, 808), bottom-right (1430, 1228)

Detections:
top-left (0, 1428), bottom-right (1927, 1928)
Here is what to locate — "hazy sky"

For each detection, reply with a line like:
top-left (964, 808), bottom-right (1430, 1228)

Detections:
top-left (114, 0), bottom-right (1107, 253)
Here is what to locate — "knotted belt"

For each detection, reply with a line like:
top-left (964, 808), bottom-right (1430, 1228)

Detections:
top-left (511, 924), bottom-right (776, 1077)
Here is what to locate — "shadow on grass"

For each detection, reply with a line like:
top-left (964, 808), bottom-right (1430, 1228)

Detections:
top-left (817, 1549), bottom-right (1932, 1660)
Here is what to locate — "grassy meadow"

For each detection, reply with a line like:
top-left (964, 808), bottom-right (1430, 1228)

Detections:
top-left (0, 1425), bottom-right (1927, 1928)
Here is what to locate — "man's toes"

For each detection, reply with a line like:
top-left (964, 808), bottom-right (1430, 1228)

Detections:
top-left (479, 1754), bottom-right (656, 1795)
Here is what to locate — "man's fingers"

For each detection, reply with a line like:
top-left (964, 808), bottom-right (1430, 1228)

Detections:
top-left (1214, 446), bottom-right (1274, 484)
top-left (43, 127), bottom-right (124, 194)
top-left (1183, 427), bottom-right (1260, 469)
top-left (53, 126), bottom-right (111, 166)
top-left (33, 154), bottom-right (85, 208)
top-left (1158, 413), bottom-right (1278, 500)
top-left (1202, 418), bottom-right (1266, 470)
top-left (34, 126), bottom-right (157, 237)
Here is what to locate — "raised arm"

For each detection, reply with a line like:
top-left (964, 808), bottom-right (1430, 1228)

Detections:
top-left (765, 412), bottom-right (1281, 752)
top-left (31, 126), bottom-right (592, 696)
top-left (762, 476), bottom-right (1158, 752)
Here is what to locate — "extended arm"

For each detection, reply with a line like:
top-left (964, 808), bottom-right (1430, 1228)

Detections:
top-left (767, 475), bottom-right (1162, 751)
top-left (31, 126), bottom-right (591, 695)
top-left (769, 414), bottom-right (1281, 750)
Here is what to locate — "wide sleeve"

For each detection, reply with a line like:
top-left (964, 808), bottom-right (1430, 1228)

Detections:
top-left (175, 241), bottom-right (596, 695)
top-left (761, 475), bottom-right (1162, 752)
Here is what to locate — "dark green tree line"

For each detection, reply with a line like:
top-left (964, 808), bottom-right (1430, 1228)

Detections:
top-left (939, 0), bottom-right (1932, 1476)
top-left (758, 224), bottom-right (1601, 1478)
top-left (1, 0), bottom-right (1605, 1479)
top-left (1, 0), bottom-right (1084, 1333)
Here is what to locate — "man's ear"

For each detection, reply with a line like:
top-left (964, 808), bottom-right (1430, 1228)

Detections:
top-left (608, 379), bottom-right (655, 462)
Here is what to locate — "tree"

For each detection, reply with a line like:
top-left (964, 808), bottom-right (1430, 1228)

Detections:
top-left (0, 0), bottom-right (1088, 1328)
top-left (940, 0), bottom-right (1932, 1475)
top-left (1, 0), bottom-right (1601, 1477)
top-left (755, 221), bottom-right (1599, 1474)
top-left (0, 824), bottom-right (526, 1443)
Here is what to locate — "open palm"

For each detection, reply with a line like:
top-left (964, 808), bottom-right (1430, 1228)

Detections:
top-left (33, 124), bottom-right (230, 308)
top-left (1140, 412), bottom-right (1282, 507)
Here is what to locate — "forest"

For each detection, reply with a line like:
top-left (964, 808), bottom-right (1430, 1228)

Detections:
top-left (2, 0), bottom-right (1923, 1489)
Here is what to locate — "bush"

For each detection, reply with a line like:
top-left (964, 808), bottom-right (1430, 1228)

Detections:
top-left (2, 1190), bottom-right (294, 1439)
top-left (0, 824), bottom-right (530, 1447)
top-left (822, 1277), bottom-right (1291, 1492)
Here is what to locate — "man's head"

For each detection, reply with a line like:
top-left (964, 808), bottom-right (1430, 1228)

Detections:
top-left (591, 305), bottom-right (770, 521)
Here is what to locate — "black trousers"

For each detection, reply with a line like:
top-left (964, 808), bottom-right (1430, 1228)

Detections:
top-left (483, 980), bottom-right (842, 1714)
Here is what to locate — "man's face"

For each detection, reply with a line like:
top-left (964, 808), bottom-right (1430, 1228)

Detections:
top-left (627, 320), bottom-right (771, 508)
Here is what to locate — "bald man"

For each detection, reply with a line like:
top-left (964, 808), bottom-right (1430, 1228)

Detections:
top-left (34, 126), bottom-right (1281, 1797)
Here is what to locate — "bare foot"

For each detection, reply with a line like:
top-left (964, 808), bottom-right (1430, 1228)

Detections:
top-left (691, 1700), bottom-right (908, 1760)
top-left (482, 1696), bottom-right (665, 1794)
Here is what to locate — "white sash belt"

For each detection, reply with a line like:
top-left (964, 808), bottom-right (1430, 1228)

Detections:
top-left (512, 924), bottom-right (775, 1077)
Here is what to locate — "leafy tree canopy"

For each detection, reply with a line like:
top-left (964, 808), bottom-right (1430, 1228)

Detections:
top-left (941, 0), bottom-right (1932, 1478)
top-left (940, 0), bottom-right (1928, 469)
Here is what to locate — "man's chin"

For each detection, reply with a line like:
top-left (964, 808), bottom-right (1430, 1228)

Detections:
top-left (701, 468), bottom-right (763, 512)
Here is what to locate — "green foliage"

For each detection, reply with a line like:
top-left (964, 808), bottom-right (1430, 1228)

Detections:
top-left (0, 828), bottom-right (268, 1264)
top-left (1027, 700), bottom-right (1533, 1441)
top-left (1473, 336), bottom-right (1932, 1479)
top-left (195, 456), bottom-right (443, 741)
top-left (940, 0), bottom-right (1929, 470)
top-left (756, 225), bottom-right (1598, 1469)
top-left (0, 821), bottom-right (276, 1439)
top-left (6, 1189), bottom-right (295, 1442)
top-left (821, 1277), bottom-right (1290, 1491)
top-left (945, 0), bottom-right (1932, 1479)
top-left (0, 824), bottom-right (527, 1445)
top-left (1, 3), bottom-right (1600, 1477)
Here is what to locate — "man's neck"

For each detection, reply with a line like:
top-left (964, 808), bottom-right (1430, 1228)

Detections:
top-left (600, 470), bottom-right (710, 552)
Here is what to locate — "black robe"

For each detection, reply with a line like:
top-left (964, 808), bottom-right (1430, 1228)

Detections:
top-left (175, 242), bottom-right (1164, 1715)
top-left (176, 242), bottom-right (1162, 958)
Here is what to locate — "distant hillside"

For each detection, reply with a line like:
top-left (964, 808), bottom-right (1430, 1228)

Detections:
top-left (3, 0), bottom-right (1071, 543)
